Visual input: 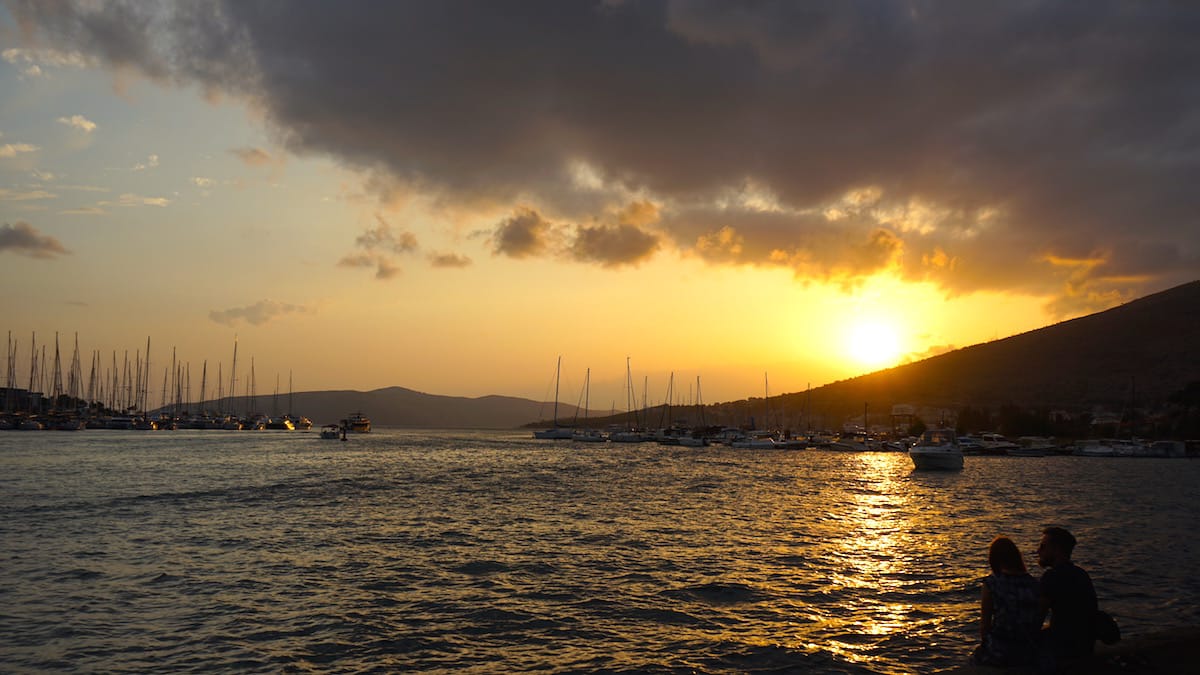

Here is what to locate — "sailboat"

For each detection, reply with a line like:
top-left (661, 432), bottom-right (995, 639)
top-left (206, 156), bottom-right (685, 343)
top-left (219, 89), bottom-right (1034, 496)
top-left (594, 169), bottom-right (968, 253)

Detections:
top-left (572, 368), bottom-right (606, 442)
top-left (677, 375), bottom-right (708, 447)
top-left (609, 357), bottom-right (646, 443)
top-left (533, 356), bottom-right (573, 439)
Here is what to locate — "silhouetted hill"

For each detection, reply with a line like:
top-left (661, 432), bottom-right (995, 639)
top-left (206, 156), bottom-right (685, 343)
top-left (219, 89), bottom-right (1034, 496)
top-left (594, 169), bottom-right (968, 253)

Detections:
top-left (755, 280), bottom-right (1200, 426)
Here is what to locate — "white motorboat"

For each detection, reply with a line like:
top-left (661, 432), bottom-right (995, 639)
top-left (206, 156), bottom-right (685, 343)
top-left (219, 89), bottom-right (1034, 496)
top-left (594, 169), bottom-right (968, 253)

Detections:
top-left (909, 428), bottom-right (964, 470)
top-left (319, 424), bottom-right (342, 440)
top-left (979, 432), bottom-right (1020, 455)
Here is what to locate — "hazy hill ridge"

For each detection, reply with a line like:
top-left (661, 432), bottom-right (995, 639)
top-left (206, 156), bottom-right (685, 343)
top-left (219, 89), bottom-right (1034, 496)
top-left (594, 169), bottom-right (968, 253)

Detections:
top-left (226, 281), bottom-right (1198, 429)
top-left (271, 387), bottom-right (585, 429)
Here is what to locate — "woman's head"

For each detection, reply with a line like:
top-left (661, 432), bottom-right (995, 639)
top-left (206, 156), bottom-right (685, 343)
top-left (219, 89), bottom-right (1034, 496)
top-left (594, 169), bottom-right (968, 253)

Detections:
top-left (988, 536), bottom-right (1027, 574)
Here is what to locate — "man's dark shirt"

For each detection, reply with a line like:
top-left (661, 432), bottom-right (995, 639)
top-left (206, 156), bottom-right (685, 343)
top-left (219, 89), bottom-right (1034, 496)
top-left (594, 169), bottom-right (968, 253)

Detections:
top-left (1041, 562), bottom-right (1098, 657)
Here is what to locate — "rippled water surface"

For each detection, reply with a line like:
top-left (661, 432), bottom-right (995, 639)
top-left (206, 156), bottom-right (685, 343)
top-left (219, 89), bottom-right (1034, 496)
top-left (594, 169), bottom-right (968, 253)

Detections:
top-left (2, 430), bottom-right (1198, 673)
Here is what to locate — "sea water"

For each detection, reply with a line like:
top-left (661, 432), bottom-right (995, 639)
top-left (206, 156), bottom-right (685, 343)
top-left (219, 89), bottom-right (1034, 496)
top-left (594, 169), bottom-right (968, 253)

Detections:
top-left (2, 430), bottom-right (1197, 674)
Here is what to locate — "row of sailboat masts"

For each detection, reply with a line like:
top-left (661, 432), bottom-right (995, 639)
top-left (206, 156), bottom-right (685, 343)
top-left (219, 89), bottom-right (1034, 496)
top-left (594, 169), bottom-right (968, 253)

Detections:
top-left (3, 331), bottom-right (153, 413)
top-left (0, 332), bottom-right (296, 418)
top-left (539, 357), bottom-right (720, 433)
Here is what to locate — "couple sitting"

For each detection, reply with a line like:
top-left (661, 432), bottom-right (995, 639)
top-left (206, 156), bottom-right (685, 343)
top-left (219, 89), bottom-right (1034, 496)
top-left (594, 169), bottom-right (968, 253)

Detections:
top-left (973, 526), bottom-right (1099, 669)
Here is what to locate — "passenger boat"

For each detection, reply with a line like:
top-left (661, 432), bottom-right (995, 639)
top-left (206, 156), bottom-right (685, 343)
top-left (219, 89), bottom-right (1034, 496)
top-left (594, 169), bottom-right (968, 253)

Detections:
top-left (344, 412), bottom-right (371, 433)
top-left (319, 424), bottom-right (342, 440)
top-left (909, 428), bottom-right (964, 470)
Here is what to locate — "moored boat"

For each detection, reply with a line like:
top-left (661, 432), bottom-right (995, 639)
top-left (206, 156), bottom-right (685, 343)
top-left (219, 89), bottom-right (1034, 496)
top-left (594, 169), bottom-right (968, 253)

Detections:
top-left (909, 428), bottom-right (964, 470)
top-left (265, 416), bottom-right (295, 430)
top-left (1011, 436), bottom-right (1055, 457)
top-left (344, 412), bottom-right (371, 433)
top-left (571, 428), bottom-right (607, 443)
top-left (533, 356), bottom-right (570, 440)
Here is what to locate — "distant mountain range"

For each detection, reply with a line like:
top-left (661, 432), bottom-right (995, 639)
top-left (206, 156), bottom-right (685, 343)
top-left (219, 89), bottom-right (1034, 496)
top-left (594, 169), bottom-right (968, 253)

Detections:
top-left (221, 280), bottom-right (1200, 429)
top-left (272, 387), bottom-right (584, 429)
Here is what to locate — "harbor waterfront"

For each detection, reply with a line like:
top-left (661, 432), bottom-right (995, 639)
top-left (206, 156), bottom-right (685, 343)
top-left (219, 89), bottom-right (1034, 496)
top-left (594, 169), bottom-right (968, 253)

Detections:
top-left (2, 430), bottom-right (1198, 673)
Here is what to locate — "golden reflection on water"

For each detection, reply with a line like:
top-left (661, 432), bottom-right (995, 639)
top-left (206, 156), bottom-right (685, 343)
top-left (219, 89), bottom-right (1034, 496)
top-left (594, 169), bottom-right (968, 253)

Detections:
top-left (801, 453), bottom-right (927, 665)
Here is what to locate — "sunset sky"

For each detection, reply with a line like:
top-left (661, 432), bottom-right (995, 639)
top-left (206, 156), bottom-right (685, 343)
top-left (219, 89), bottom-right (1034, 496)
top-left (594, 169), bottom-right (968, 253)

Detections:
top-left (2, 2), bottom-right (1197, 407)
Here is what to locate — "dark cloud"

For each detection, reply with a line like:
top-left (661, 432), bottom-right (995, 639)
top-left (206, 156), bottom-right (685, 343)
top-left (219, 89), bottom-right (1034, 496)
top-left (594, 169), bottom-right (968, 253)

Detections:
top-left (11, 1), bottom-right (1199, 307)
top-left (570, 223), bottom-right (660, 267)
top-left (492, 207), bottom-right (552, 259)
top-left (0, 221), bottom-right (70, 258)
top-left (209, 299), bottom-right (307, 326)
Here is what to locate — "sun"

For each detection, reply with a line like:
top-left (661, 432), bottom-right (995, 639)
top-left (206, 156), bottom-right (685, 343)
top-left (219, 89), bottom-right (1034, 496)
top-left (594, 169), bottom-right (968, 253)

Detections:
top-left (845, 319), bottom-right (904, 369)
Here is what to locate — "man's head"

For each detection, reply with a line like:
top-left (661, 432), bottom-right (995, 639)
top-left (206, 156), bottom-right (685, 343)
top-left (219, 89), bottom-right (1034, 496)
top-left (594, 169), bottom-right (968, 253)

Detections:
top-left (1038, 526), bottom-right (1077, 567)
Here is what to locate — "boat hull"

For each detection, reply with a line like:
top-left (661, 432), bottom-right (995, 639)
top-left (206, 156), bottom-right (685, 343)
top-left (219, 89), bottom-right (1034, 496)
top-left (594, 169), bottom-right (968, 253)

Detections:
top-left (909, 448), bottom-right (964, 470)
top-left (533, 428), bottom-right (573, 439)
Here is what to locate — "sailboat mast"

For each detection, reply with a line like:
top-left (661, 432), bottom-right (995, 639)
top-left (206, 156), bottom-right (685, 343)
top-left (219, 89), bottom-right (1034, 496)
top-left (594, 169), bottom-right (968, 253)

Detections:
top-left (199, 360), bottom-right (208, 413)
top-left (143, 336), bottom-right (151, 414)
top-left (27, 332), bottom-right (37, 395)
top-left (764, 371), bottom-right (769, 431)
top-left (228, 336), bottom-right (239, 415)
top-left (625, 357), bottom-right (634, 428)
top-left (552, 355), bottom-right (561, 427)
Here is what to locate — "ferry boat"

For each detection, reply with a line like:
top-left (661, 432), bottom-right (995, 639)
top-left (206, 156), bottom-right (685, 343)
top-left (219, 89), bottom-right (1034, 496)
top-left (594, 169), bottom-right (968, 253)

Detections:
top-left (344, 412), bottom-right (371, 433)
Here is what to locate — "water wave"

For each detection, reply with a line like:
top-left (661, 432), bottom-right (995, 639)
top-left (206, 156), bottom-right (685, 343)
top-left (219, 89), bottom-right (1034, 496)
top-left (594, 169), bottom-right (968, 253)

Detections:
top-left (1, 430), bottom-right (1197, 673)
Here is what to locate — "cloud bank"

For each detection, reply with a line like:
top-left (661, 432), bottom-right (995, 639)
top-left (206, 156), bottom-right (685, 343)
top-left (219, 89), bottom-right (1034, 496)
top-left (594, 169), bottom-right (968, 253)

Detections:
top-left (10, 1), bottom-right (1198, 311)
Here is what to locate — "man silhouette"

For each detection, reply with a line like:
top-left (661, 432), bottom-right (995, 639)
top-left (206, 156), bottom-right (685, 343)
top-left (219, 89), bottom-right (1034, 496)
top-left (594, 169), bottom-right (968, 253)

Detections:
top-left (1037, 526), bottom-right (1097, 662)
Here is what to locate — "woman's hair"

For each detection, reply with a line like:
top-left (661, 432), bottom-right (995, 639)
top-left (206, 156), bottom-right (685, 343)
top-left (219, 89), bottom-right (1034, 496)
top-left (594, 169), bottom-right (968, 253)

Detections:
top-left (988, 536), bottom-right (1027, 574)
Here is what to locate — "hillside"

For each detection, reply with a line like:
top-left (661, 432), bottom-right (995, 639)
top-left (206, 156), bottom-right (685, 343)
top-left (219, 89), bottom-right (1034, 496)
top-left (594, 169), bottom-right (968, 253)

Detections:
top-left (752, 280), bottom-right (1200, 426)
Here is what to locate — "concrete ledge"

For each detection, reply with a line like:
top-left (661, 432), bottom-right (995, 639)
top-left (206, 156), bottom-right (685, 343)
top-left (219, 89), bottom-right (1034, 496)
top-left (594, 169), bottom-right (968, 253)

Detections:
top-left (947, 627), bottom-right (1200, 674)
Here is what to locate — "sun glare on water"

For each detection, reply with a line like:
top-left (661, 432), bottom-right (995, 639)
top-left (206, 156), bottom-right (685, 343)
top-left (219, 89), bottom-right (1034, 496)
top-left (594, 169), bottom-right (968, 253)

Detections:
top-left (845, 319), bottom-right (904, 370)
